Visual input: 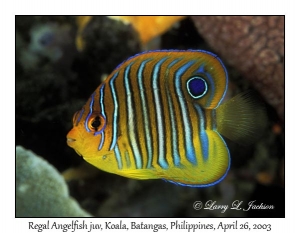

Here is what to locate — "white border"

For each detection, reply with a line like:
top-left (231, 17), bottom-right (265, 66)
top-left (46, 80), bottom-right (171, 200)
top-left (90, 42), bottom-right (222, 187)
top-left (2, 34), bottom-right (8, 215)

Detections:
top-left (2, 0), bottom-right (295, 232)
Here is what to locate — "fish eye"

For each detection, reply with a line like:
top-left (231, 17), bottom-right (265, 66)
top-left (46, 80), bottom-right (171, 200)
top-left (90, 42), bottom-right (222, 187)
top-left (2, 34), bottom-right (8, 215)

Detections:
top-left (187, 76), bottom-right (208, 99)
top-left (91, 116), bottom-right (101, 130)
top-left (87, 113), bottom-right (106, 133)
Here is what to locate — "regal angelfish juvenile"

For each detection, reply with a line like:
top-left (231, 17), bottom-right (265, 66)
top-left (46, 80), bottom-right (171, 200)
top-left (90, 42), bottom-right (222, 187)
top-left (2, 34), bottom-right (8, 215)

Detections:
top-left (67, 50), bottom-right (266, 187)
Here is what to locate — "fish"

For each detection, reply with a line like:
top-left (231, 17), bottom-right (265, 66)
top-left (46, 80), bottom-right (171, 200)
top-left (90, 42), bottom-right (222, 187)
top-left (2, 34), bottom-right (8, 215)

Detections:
top-left (66, 50), bottom-right (266, 187)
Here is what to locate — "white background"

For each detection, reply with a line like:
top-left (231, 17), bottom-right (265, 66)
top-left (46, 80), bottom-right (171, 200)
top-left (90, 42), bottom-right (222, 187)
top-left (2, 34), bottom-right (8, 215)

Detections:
top-left (1, 0), bottom-right (294, 232)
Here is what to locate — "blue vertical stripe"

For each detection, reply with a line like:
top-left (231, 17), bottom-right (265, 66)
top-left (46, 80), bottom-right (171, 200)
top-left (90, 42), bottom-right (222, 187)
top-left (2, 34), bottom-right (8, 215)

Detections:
top-left (109, 72), bottom-right (119, 150)
top-left (137, 59), bottom-right (153, 168)
top-left (99, 84), bottom-right (106, 118)
top-left (98, 131), bottom-right (105, 150)
top-left (95, 84), bottom-right (106, 153)
top-left (124, 62), bottom-right (142, 169)
top-left (93, 84), bottom-right (107, 135)
top-left (114, 144), bottom-right (122, 169)
top-left (165, 58), bottom-right (182, 166)
top-left (175, 61), bottom-right (197, 165)
top-left (195, 64), bottom-right (215, 107)
top-left (153, 57), bottom-right (169, 169)
top-left (76, 109), bottom-right (84, 126)
top-left (194, 104), bottom-right (209, 161)
top-left (84, 92), bottom-right (95, 133)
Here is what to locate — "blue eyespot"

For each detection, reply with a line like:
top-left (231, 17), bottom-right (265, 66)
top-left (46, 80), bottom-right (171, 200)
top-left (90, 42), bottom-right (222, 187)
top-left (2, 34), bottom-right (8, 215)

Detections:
top-left (187, 77), bottom-right (208, 99)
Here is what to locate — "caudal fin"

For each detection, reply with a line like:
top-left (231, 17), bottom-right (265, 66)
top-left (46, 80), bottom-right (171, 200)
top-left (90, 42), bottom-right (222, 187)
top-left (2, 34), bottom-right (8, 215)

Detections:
top-left (216, 91), bottom-right (267, 145)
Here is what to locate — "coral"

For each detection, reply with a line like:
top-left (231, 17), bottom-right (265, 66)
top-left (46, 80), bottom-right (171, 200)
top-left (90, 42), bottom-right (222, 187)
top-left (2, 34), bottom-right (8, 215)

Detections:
top-left (16, 146), bottom-right (91, 217)
top-left (76, 16), bottom-right (187, 49)
top-left (18, 21), bottom-right (75, 71)
top-left (62, 162), bottom-right (101, 181)
top-left (76, 16), bottom-right (93, 51)
top-left (108, 16), bottom-right (186, 45)
top-left (191, 16), bottom-right (284, 119)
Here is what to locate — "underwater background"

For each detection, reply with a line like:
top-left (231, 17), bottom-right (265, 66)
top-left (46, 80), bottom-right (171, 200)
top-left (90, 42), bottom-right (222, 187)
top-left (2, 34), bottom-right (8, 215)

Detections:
top-left (15, 16), bottom-right (284, 217)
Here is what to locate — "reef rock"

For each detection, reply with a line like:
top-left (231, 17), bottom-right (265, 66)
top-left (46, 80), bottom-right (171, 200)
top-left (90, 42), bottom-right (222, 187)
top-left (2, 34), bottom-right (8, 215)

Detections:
top-left (16, 146), bottom-right (91, 217)
top-left (191, 16), bottom-right (284, 119)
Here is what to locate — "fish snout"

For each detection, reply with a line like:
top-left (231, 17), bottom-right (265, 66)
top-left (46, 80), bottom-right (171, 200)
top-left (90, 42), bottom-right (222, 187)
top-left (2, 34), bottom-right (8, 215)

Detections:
top-left (66, 129), bottom-right (77, 147)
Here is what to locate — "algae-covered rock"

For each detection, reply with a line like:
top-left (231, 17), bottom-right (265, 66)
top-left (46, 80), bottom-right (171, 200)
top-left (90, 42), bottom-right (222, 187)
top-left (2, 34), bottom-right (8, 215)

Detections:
top-left (191, 16), bottom-right (284, 119)
top-left (16, 146), bottom-right (91, 217)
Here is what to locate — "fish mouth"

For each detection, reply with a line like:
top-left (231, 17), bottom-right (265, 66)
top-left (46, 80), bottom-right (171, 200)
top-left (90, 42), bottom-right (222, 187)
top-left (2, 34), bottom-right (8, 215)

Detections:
top-left (66, 137), bottom-right (76, 147)
top-left (67, 138), bottom-right (76, 142)
top-left (66, 138), bottom-right (82, 157)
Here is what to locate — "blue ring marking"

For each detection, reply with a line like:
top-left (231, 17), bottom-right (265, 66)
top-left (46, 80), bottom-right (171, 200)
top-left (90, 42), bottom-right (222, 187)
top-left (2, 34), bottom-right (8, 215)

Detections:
top-left (175, 61), bottom-right (197, 165)
top-left (137, 58), bottom-right (154, 168)
top-left (195, 61), bottom-right (228, 108)
top-left (194, 104), bottom-right (209, 161)
top-left (124, 62), bottom-right (142, 169)
top-left (165, 58), bottom-right (182, 167)
top-left (93, 118), bottom-right (107, 135)
top-left (114, 144), bottom-right (122, 169)
top-left (84, 92), bottom-right (95, 133)
top-left (109, 72), bottom-right (120, 150)
top-left (153, 57), bottom-right (169, 169)
top-left (186, 76), bottom-right (208, 99)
